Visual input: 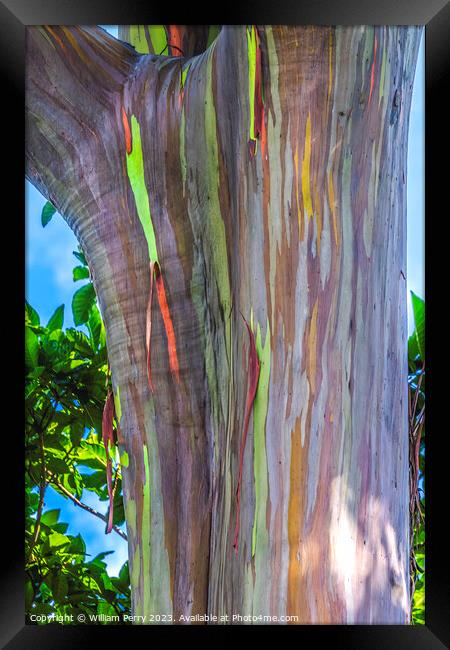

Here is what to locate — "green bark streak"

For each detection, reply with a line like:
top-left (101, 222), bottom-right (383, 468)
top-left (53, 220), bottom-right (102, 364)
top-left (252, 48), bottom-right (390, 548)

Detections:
top-left (246, 26), bottom-right (257, 145)
top-left (126, 115), bottom-right (159, 263)
top-left (143, 398), bottom-right (172, 616)
top-left (251, 320), bottom-right (271, 559)
top-left (142, 444), bottom-right (151, 616)
top-left (124, 498), bottom-right (140, 613)
top-left (180, 63), bottom-right (191, 90)
top-left (206, 26), bottom-right (220, 48)
top-left (132, 545), bottom-right (141, 616)
top-left (149, 26), bottom-right (167, 56)
top-left (129, 26), bottom-right (150, 54)
top-left (204, 50), bottom-right (231, 364)
top-left (363, 28), bottom-right (375, 69)
top-left (114, 385), bottom-right (122, 424)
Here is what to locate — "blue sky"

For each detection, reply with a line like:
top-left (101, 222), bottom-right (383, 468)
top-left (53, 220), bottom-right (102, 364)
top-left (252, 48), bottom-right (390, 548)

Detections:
top-left (25, 28), bottom-right (424, 575)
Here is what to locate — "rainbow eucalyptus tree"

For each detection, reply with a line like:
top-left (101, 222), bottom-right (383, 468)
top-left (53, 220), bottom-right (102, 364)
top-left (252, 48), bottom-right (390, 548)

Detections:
top-left (26, 25), bottom-right (422, 624)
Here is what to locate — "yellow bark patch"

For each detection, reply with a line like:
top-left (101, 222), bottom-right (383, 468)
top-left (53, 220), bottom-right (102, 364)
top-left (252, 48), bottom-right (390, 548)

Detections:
top-left (301, 114), bottom-right (313, 221)
top-left (294, 146), bottom-right (304, 240)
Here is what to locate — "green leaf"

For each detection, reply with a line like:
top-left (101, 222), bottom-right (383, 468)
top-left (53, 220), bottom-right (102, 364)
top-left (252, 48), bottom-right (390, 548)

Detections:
top-left (25, 301), bottom-right (40, 326)
top-left (69, 533), bottom-right (86, 556)
top-left (65, 328), bottom-right (93, 356)
top-left (70, 420), bottom-right (85, 447)
top-left (52, 572), bottom-right (68, 601)
top-left (87, 304), bottom-right (103, 351)
top-left (117, 561), bottom-right (130, 591)
top-left (53, 522), bottom-right (69, 534)
top-left (25, 326), bottom-right (39, 368)
top-left (46, 305), bottom-right (64, 332)
top-left (48, 532), bottom-right (71, 548)
top-left (92, 551), bottom-right (115, 564)
top-left (73, 250), bottom-right (87, 266)
top-left (408, 332), bottom-right (420, 367)
top-left (411, 291), bottom-right (425, 361)
top-left (112, 492), bottom-right (125, 527)
top-left (72, 283), bottom-right (96, 326)
top-left (28, 365), bottom-right (46, 379)
top-left (41, 509), bottom-right (60, 526)
top-left (27, 492), bottom-right (40, 512)
top-left (73, 265), bottom-right (90, 282)
top-left (80, 470), bottom-right (106, 490)
top-left (25, 578), bottom-right (34, 611)
top-left (97, 601), bottom-right (117, 619)
top-left (41, 201), bottom-right (56, 227)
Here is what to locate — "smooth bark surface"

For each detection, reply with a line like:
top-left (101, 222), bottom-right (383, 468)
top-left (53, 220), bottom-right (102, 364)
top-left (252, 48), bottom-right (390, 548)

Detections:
top-left (26, 25), bottom-right (421, 623)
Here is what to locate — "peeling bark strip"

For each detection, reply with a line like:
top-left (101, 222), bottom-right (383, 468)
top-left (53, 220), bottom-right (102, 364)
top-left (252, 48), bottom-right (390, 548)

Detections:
top-left (146, 260), bottom-right (180, 391)
top-left (26, 25), bottom-right (422, 623)
top-left (102, 390), bottom-right (116, 534)
top-left (233, 316), bottom-right (261, 552)
top-left (121, 106), bottom-right (132, 155)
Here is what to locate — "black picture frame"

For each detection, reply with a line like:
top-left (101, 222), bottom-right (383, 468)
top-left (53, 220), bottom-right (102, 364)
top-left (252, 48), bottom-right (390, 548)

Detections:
top-left (2, 0), bottom-right (448, 647)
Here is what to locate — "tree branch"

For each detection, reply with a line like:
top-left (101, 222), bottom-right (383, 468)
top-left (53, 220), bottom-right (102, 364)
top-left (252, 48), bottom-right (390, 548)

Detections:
top-left (25, 26), bottom-right (140, 228)
top-left (46, 471), bottom-right (128, 541)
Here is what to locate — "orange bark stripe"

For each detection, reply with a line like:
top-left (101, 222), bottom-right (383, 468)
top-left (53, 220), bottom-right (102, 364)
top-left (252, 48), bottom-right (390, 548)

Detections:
top-left (60, 27), bottom-right (92, 67)
top-left (155, 265), bottom-right (180, 382)
top-left (260, 111), bottom-right (267, 161)
top-left (121, 106), bottom-right (132, 154)
top-left (168, 25), bottom-right (183, 56)
top-left (45, 26), bottom-right (66, 52)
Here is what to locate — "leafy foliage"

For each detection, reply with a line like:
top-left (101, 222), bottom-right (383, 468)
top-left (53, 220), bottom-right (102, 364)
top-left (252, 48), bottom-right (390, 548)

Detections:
top-left (408, 291), bottom-right (425, 625)
top-left (41, 201), bottom-right (56, 227)
top-left (25, 247), bottom-right (130, 623)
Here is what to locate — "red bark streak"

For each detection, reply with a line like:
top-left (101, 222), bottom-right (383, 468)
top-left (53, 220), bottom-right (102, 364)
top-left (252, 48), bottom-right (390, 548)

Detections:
top-left (168, 26), bottom-right (183, 57)
top-left (233, 316), bottom-right (261, 553)
top-left (121, 106), bottom-right (132, 154)
top-left (368, 35), bottom-right (378, 106)
top-left (102, 390), bottom-right (116, 534)
top-left (146, 261), bottom-right (180, 391)
top-left (155, 266), bottom-right (180, 383)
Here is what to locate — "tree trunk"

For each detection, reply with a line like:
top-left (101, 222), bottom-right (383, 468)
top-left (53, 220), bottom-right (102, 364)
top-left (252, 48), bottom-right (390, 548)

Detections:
top-left (26, 25), bottom-right (422, 623)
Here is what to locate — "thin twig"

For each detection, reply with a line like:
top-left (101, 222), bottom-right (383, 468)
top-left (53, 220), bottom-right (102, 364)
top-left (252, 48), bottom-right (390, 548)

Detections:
top-left (47, 472), bottom-right (127, 541)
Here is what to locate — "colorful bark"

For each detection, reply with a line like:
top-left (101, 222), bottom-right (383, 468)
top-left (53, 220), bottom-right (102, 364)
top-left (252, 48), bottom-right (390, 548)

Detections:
top-left (121, 25), bottom-right (214, 57)
top-left (26, 24), bottom-right (421, 624)
top-left (233, 317), bottom-right (261, 553)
